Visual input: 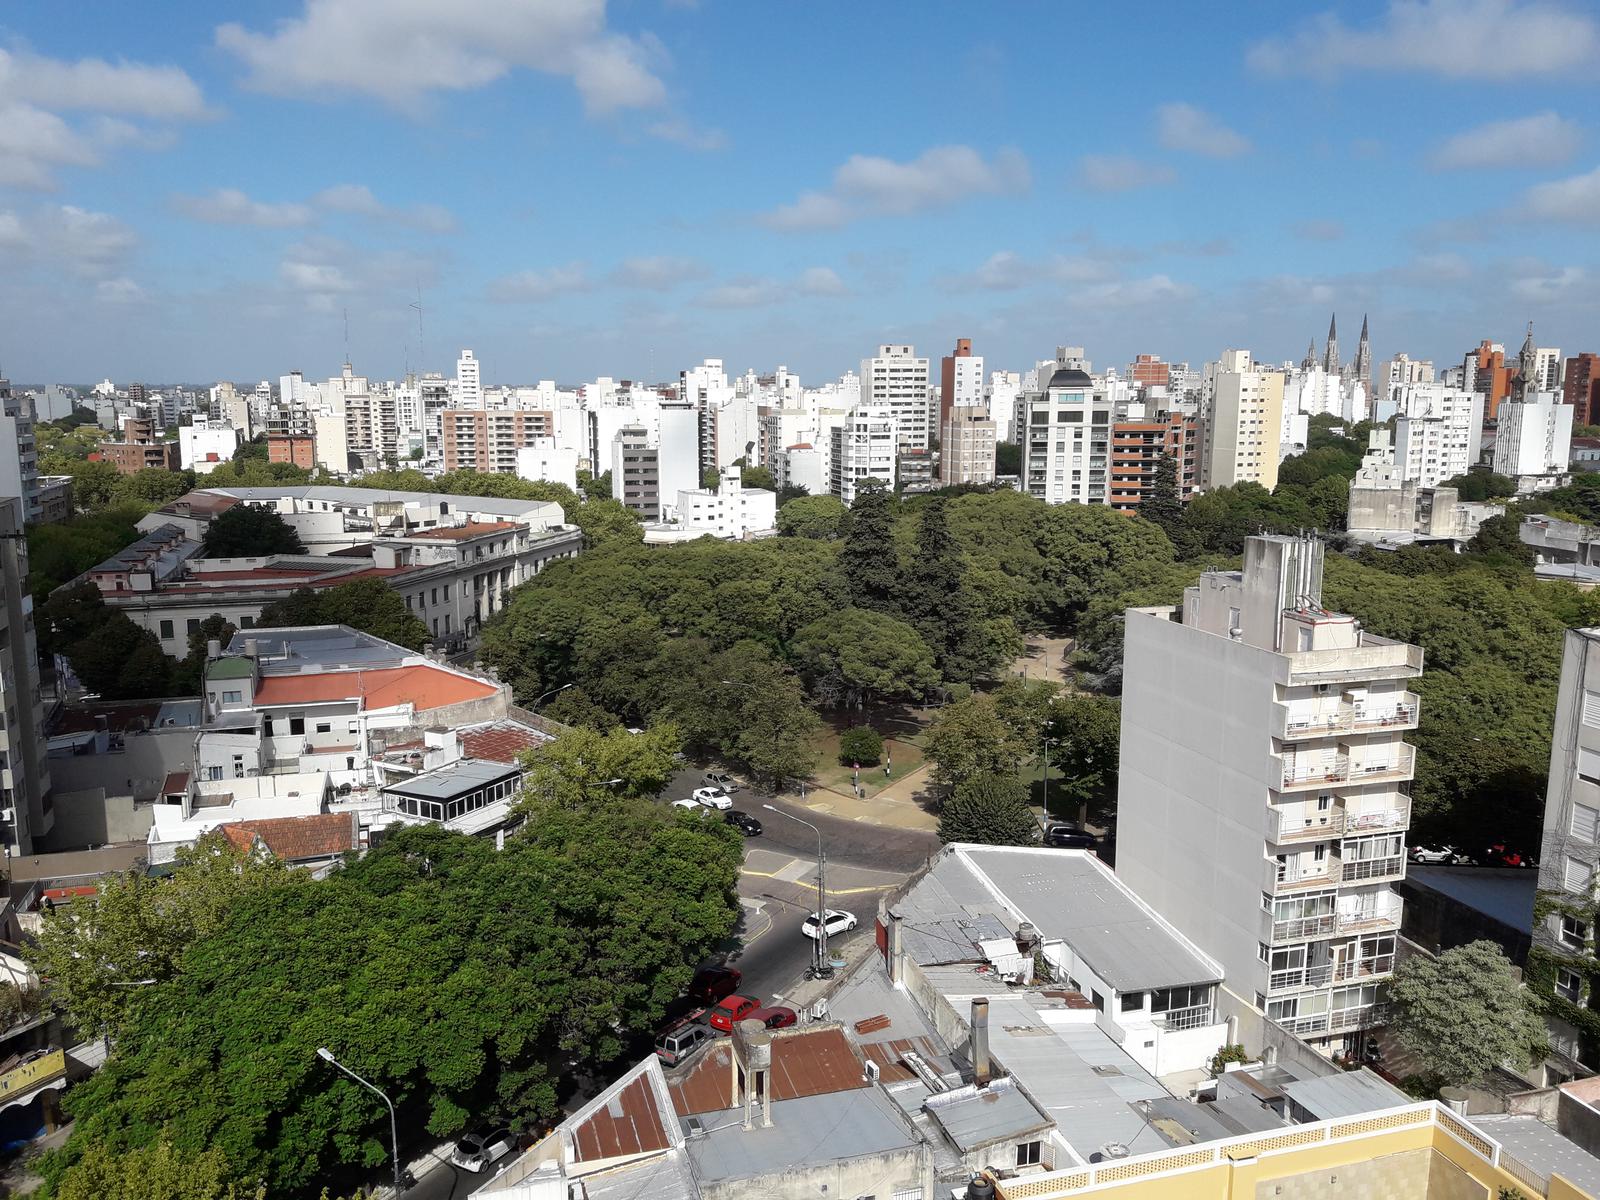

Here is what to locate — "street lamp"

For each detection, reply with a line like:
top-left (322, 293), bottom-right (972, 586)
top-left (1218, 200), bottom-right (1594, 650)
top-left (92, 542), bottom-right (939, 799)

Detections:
top-left (317, 1047), bottom-right (406, 1196)
top-left (1041, 734), bottom-right (1055, 819)
top-left (531, 683), bottom-right (573, 710)
top-left (763, 804), bottom-right (830, 978)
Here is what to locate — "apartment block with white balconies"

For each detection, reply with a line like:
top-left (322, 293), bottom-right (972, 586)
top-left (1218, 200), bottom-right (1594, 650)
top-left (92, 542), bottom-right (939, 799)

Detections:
top-left (1117, 534), bottom-right (1422, 1055)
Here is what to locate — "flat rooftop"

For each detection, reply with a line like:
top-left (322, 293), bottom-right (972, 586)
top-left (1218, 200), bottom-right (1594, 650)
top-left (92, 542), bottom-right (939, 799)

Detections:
top-left (382, 759), bottom-right (519, 801)
top-left (682, 1087), bottom-right (919, 1184)
top-left (1473, 1114), bottom-right (1600, 1198)
top-left (1406, 865), bottom-right (1537, 932)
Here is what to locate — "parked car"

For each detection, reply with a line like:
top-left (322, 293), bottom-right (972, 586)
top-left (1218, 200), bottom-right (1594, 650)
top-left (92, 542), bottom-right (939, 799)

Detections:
top-left (692, 787), bottom-right (733, 810)
top-left (449, 1125), bottom-right (518, 1173)
top-left (687, 964), bottom-right (742, 1003)
top-left (1042, 825), bottom-right (1098, 850)
top-left (748, 1006), bottom-right (797, 1029)
top-left (1408, 844), bottom-right (1459, 865)
top-left (708, 994), bottom-right (760, 1032)
top-left (800, 909), bottom-right (859, 940)
top-left (671, 797), bottom-right (703, 811)
top-left (724, 810), bottom-right (763, 837)
top-left (703, 771), bottom-right (741, 793)
top-left (655, 1018), bottom-right (715, 1067)
top-left (1482, 843), bottom-right (1535, 868)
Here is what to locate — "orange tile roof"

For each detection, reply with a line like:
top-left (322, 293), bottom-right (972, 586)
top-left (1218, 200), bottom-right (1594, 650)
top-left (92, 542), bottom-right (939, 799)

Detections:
top-left (668, 1026), bottom-right (868, 1116)
top-left (459, 721), bottom-right (550, 763)
top-left (407, 521), bottom-right (519, 541)
top-left (253, 665), bottom-right (498, 712)
top-left (219, 813), bottom-right (357, 861)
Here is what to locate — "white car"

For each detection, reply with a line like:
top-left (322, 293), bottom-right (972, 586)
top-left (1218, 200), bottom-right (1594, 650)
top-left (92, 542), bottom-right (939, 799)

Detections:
top-left (1408, 844), bottom-right (1458, 865)
top-left (450, 1126), bottom-right (517, 1172)
top-left (671, 798), bottom-right (702, 811)
top-left (692, 787), bottom-right (733, 810)
top-left (801, 909), bottom-right (858, 940)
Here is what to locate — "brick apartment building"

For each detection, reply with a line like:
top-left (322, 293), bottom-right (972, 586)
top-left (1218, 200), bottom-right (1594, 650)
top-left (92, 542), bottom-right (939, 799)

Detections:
top-left (98, 416), bottom-right (179, 475)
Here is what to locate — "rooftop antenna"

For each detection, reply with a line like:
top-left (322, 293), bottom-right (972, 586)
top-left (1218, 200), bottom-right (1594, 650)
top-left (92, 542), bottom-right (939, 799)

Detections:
top-left (343, 307), bottom-right (350, 368)
top-left (410, 280), bottom-right (425, 373)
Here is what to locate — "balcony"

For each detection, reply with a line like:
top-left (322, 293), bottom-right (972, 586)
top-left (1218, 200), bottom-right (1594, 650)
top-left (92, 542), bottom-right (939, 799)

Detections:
top-left (1265, 854), bottom-right (1341, 894)
top-left (1275, 1004), bottom-right (1385, 1037)
top-left (1285, 637), bottom-right (1423, 684)
top-left (1341, 855), bottom-right (1407, 885)
top-left (1343, 800), bottom-right (1411, 834)
top-left (1152, 1004), bottom-right (1216, 1032)
top-left (1268, 953), bottom-right (1397, 992)
top-left (1279, 744), bottom-right (1415, 791)
top-left (1277, 693), bottom-right (1421, 741)
top-left (1267, 806), bottom-right (1345, 843)
top-left (1265, 900), bottom-right (1401, 944)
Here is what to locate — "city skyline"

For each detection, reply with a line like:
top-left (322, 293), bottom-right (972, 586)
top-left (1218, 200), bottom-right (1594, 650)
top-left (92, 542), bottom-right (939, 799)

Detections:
top-left (1, 0), bottom-right (1598, 382)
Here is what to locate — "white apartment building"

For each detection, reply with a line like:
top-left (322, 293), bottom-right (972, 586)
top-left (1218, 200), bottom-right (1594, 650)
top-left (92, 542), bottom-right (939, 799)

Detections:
top-left (830, 404), bottom-right (897, 504)
top-left (514, 439), bottom-right (579, 491)
top-left (1285, 366), bottom-right (1367, 426)
top-left (1535, 347), bottom-right (1564, 394)
top-left (0, 497), bottom-right (52, 856)
top-left (1119, 535), bottom-right (1421, 1054)
top-left (988, 371), bottom-right (1022, 444)
top-left (0, 381), bottom-right (42, 523)
top-left (1203, 350), bottom-right (1285, 491)
top-left (1022, 363), bottom-right (1113, 505)
top-left (1392, 384), bottom-right (1484, 488)
top-left (672, 466), bottom-right (777, 539)
top-left (861, 344), bottom-right (932, 451)
top-left (611, 425), bottom-right (660, 519)
top-left (179, 415), bottom-right (240, 476)
top-left (455, 349), bottom-right (482, 410)
top-left (1494, 393), bottom-right (1574, 485)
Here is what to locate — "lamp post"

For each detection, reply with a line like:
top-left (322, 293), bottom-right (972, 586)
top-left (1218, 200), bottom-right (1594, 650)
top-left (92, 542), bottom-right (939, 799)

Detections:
top-left (531, 683), bottom-right (573, 710)
top-left (1041, 734), bottom-right (1055, 820)
top-left (762, 804), bottom-right (829, 978)
top-left (317, 1047), bottom-right (406, 1196)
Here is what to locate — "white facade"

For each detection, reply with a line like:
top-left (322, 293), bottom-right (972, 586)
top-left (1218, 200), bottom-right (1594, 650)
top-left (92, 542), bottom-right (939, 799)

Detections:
top-left (988, 371), bottom-right (1022, 443)
top-left (1022, 364), bottom-right (1113, 506)
top-left (179, 416), bottom-right (240, 475)
top-left (455, 349), bottom-right (482, 410)
top-left (829, 404), bottom-right (896, 504)
top-left (1535, 347), bottom-right (1563, 394)
top-left (672, 467), bottom-right (777, 539)
top-left (1204, 350), bottom-right (1285, 491)
top-left (514, 439), bottom-right (579, 491)
top-left (950, 353), bottom-right (985, 408)
top-left (0, 383), bottom-right (41, 523)
top-left (657, 403), bottom-right (701, 509)
top-left (1118, 536), bottom-right (1420, 1050)
top-left (1390, 384), bottom-right (1483, 488)
top-left (861, 344), bottom-right (931, 450)
top-left (1494, 393), bottom-right (1574, 482)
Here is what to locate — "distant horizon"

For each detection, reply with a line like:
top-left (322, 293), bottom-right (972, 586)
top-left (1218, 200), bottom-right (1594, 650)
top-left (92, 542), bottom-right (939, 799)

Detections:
top-left (1, 1), bottom-right (1595, 381)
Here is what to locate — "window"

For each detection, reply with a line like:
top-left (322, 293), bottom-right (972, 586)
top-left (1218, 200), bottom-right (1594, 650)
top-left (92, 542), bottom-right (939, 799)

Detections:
top-left (1574, 802), bottom-right (1600, 844)
top-left (263, 717), bottom-right (274, 737)
top-left (315, 722), bottom-right (331, 735)
top-left (207, 766), bottom-right (223, 781)
top-left (1583, 689), bottom-right (1600, 728)
top-left (443, 585), bottom-right (451, 601)
top-left (1580, 747), bottom-right (1600, 785)
top-left (1090, 990), bottom-right (1104, 1012)
top-left (1259, 942), bottom-right (1271, 964)
top-left (222, 690), bottom-right (241, 704)
top-left (1557, 968), bottom-right (1583, 1003)
top-left (240, 615), bottom-right (254, 628)
top-left (1120, 991), bottom-right (1144, 1013)
top-left (1016, 1141), bottom-right (1042, 1167)
top-left (1566, 856), bottom-right (1594, 894)
top-left (159, 619), bottom-right (174, 639)
top-left (187, 618), bottom-right (200, 635)
top-left (1562, 916), bottom-right (1589, 948)
top-left (430, 588), bottom-right (438, 605)
top-left (289, 717), bottom-right (305, 736)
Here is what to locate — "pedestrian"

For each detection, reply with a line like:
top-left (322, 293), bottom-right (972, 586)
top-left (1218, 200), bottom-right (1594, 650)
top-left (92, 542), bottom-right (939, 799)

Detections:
top-left (883, 762), bottom-right (891, 778)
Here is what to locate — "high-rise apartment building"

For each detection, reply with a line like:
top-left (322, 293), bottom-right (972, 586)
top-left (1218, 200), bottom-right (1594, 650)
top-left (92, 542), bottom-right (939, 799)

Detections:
top-left (1202, 350), bottom-right (1284, 491)
top-left (1392, 384), bottom-right (1484, 487)
top-left (987, 371), bottom-right (1022, 443)
top-left (938, 338), bottom-right (994, 486)
top-left (455, 349), bottom-right (482, 410)
top-left (1535, 346), bottom-right (1564, 394)
top-left (0, 497), bottom-right (52, 856)
top-left (0, 381), bottom-right (42, 523)
top-left (1384, 354), bottom-right (1435, 391)
top-left (1119, 535), bottom-right (1420, 1052)
top-left (1565, 353), bottom-right (1600, 426)
top-left (1466, 340), bottom-right (1514, 421)
top-left (611, 425), bottom-right (660, 519)
top-left (938, 338), bottom-right (983, 426)
top-left (1128, 354), bottom-right (1170, 390)
top-left (1494, 393), bottom-right (1574, 481)
top-left (441, 409), bottom-right (555, 474)
top-left (861, 344), bottom-right (931, 451)
top-left (1022, 362), bottom-right (1113, 505)
top-left (829, 405), bottom-right (897, 504)
top-left (1108, 412), bottom-right (1200, 512)
top-left (99, 416), bottom-right (180, 474)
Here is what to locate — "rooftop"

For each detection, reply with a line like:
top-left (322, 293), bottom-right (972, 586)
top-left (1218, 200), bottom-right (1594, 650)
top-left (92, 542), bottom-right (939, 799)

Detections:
top-left (1281, 1069), bottom-right (1411, 1120)
top-left (922, 1076), bottom-right (1053, 1153)
top-left (226, 624), bottom-right (411, 670)
top-left (252, 665), bottom-right (498, 713)
top-left (458, 719), bottom-right (554, 764)
top-left (566, 1059), bottom-right (675, 1164)
top-left (405, 521), bottom-right (520, 541)
top-left (218, 812), bottom-right (358, 861)
top-left (1473, 1114), bottom-right (1600, 1198)
top-left (682, 1086), bottom-right (919, 1185)
top-left (667, 1025), bottom-right (868, 1117)
top-left (382, 759), bottom-right (520, 801)
top-left (1405, 865), bottom-right (1537, 933)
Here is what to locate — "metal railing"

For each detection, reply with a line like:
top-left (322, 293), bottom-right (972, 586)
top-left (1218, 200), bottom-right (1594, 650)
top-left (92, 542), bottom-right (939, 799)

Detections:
top-left (1268, 807), bottom-right (1345, 843)
top-left (1281, 745), bottom-right (1415, 789)
top-left (1152, 1004), bottom-right (1215, 1031)
top-left (0, 1049), bottom-right (65, 1098)
top-left (1268, 954), bottom-right (1397, 992)
top-left (1344, 802), bottom-right (1410, 833)
top-left (1342, 856), bottom-right (1406, 883)
top-left (1267, 905), bottom-right (1401, 943)
top-left (1275, 1004), bottom-right (1384, 1036)
top-left (1266, 855), bottom-right (1342, 893)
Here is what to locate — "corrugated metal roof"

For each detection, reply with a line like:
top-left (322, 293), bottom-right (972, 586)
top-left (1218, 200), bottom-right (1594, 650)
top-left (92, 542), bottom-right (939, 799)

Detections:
top-left (668, 1025), bottom-right (868, 1117)
top-left (921, 1077), bottom-right (1053, 1152)
top-left (1281, 1069), bottom-right (1410, 1120)
top-left (579, 1154), bottom-right (699, 1200)
top-left (570, 1063), bottom-right (673, 1162)
top-left (382, 759), bottom-right (519, 801)
top-left (683, 1087), bottom-right (919, 1184)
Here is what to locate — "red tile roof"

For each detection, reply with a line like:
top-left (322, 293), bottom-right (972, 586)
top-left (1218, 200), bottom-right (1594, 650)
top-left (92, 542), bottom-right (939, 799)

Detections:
top-left (219, 813), bottom-right (357, 861)
top-left (253, 665), bottom-right (498, 712)
top-left (459, 721), bottom-right (550, 764)
top-left (571, 1068), bottom-right (672, 1163)
top-left (668, 1025), bottom-right (868, 1116)
top-left (407, 521), bottom-right (519, 541)
top-left (161, 771), bottom-right (190, 796)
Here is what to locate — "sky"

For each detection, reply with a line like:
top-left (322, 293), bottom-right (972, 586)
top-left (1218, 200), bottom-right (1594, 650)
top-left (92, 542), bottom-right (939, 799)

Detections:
top-left (2, 0), bottom-right (1598, 388)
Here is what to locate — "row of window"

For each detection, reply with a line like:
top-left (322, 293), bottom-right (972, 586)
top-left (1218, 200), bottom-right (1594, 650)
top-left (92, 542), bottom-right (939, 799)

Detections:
top-left (162, 614), bottom-right (254, 640)
top-left (384, 775), bottom-right (519, 823)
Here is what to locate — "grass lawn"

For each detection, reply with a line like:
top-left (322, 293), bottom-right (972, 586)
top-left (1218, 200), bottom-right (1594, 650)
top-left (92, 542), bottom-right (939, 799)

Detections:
top-left (806, 712), bottom-right (928, 798)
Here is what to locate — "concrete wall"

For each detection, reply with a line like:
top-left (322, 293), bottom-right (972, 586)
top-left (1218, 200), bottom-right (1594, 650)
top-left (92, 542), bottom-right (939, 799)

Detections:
top-left (37, 788), bottom-right (154, 852)
top-left (1395, 873), bottom-right (1530, 966)
top-left (1559, 1089), bottom-right (1600, 1161)
top-left (46, 729), bottom-right (193, 803)
top-left (1215, 986), bottom-right (1341, 1079)
top-left (1256, 1147), bottom-right (1481, 1200)
top-left (697, 1144), bottom-right (930, 1200)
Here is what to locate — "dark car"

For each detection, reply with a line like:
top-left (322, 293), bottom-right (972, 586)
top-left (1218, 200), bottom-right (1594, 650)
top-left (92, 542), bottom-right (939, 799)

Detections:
top-left (687, 964), bottom-right (742, 1003)
top-left (703, 771), bottom-right (741, 793)
top-left (724, 810), bottom-right (763, 837)
top-left (1042, 825), bottom-right (1098, 850)
top-left (748, 1006), bottom-right (797, 1029)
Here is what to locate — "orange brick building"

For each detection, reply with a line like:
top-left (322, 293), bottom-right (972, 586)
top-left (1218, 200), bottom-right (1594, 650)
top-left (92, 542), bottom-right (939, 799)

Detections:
top-left (98, 417), bottom-right (179, 475)
top-left (1470, 340), bottom-right (1515, 421)
top-left (1566, 353), bottom-right (1600, 426)
top-left (1109, 413), bottom-right (1200, 513)
top-left (268, 434), bottom-right (316, 470)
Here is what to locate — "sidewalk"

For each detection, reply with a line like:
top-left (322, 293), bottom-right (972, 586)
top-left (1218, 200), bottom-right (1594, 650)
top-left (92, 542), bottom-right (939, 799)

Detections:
top-left (768, 924), bottom-right (882, 1015)
top-left (786, 762), bottom-right (940, 833)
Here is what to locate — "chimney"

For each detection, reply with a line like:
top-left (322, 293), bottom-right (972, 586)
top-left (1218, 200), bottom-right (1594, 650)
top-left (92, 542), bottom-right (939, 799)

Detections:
top-left (972, 997), bottom-right (991, 1088)
top-left (888, 911), bottom-right (905, 985)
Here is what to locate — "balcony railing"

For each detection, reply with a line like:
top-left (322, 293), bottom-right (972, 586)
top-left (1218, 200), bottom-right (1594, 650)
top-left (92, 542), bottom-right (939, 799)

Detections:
top-left (1343, 802), bottom-right (1410, 834)
top-left (1280, 745), bottom-right (1415, 790)
top-left (1266, 903), bottom-right (1401, 944)
top-left (1152, 1004), bottom-right (1216, 1032)
top-left (1268, 954), bottom-right (1397, 992)
top-left (1342, 856), bottom-right (1407, 884)
top-left (1279, 694), bottom-right (1421, 741)
top-left (1267, 855), bottom-right (1342, 894)
top-left (1274, 1004), bottom-right (1385, 1037)
top-left (1268, 806), bottom-right (1345, 843)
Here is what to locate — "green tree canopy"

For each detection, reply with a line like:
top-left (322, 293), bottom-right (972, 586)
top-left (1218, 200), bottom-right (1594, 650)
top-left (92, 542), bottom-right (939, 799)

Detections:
top-left (1387, 940), bottom-right (1547, 1087)
top-left (791, 607), bottom-right (937, 706)
top-left (776, 494), bottom-right (849, 540)
top-left (202, 505), bottom-right (307, 558)
top-left (516, 724), bottom-right (683, 808)
top-left (924, 693), bottom-right (1020, 790)
top-left (42, 584), bottom-right (175, 700)
top-left (938, 774), bottom-right (1038, 846)
top-left (51, 1140), bottom-right (265, 1200)
top-left (257, 579), bottom-right (429, 650)
top-left (1046, 695), bottom-right (1122, 822)
top-left (1441, 471), bottom-right (1518, 502)
top-left (25, 505), bottom-right (147, 603)
top-left (574, 497), bottom-right (643, 549)
top-left (837, 484), bottom-right (898, 610)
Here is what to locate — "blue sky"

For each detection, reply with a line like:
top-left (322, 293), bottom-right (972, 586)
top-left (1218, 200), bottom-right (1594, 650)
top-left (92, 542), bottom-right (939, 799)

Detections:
top-left (2, 0), bottom-right (1598, 387)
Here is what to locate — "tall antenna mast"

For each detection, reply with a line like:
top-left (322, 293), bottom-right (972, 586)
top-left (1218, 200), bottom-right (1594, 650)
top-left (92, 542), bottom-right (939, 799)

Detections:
top-left (343, 307), bottom-right (350, 366)
top-left (410, 280), bottom-right (425, 372)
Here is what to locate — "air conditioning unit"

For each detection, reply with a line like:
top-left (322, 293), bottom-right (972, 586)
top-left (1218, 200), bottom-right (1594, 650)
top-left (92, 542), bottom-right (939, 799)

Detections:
top-left (0, 808), bottom-right (14, 825)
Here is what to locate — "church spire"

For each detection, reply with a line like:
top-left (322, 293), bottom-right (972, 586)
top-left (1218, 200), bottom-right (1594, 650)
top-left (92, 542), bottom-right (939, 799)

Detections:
top-left (1352, 313), bottom-right (1371, 385)
top-left (1323, 313), bottom-right (1340, 375)
top-left (1516, 320), bottom-right (1538, 401)
top-left (1302, 338), bottom-right (1318, 371)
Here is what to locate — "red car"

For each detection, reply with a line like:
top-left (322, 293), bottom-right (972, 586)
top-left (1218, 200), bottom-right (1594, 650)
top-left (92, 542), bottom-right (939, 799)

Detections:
top-left (708, 994), bottom-right (760, 1032)
top-left (688, 965), bottom-right (742, 1004)
top-left (748, 1006), bottom-right (797, 1030)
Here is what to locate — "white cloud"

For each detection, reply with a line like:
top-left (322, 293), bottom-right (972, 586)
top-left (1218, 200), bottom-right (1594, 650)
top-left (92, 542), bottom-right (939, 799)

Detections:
top-left (647, 116), bottom-right (727, 151)
top-left (1074, 274), bottom-right (1193, 308)
top-left (1408, 252), bottom-right (1474, 282)
top-left (1518, 164), bottom-right (1600, 225)
top-left (0, 48), bottom-right (211, 120)
top-left (701, 276), bottom-right (783, 308)
top-left (217, 0), bottom-right (666, 115)
top-left (797, 266), bottom-right (848, 296)
top-left (1511, 263), bottom-right (1588, 302)
top-left (609, 255), bottom-right (707, 289)
top-left (0, 103), bottom-right (99, 189)
top-left (0, 205), bottom-right (137, 277)
top-left (1293, 219), bottom-right (1346, 242)
top-left (1248, 0), bottom-right (1600, 80)
top-left (175, 188), bottom-right (313, 227)
top-left (312, 184), bottom-right (455, 232)
top-left (1076, 154), bottom-right (1176, 192)
top-left (280, 259), bottom-right (355, 294)
top-left (1430, 112), bottom-right (1582, 169)
top-left (1156, 103), bottom-right (1251, 158)
top-left (762, 145), bottom-right (1030, 230)
top-left (487, 263), bottom-right (591, 302)
top-left (95, 276), bottom-right (147, 304)
top-left (944, 250), bottom-right (1120, 292)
